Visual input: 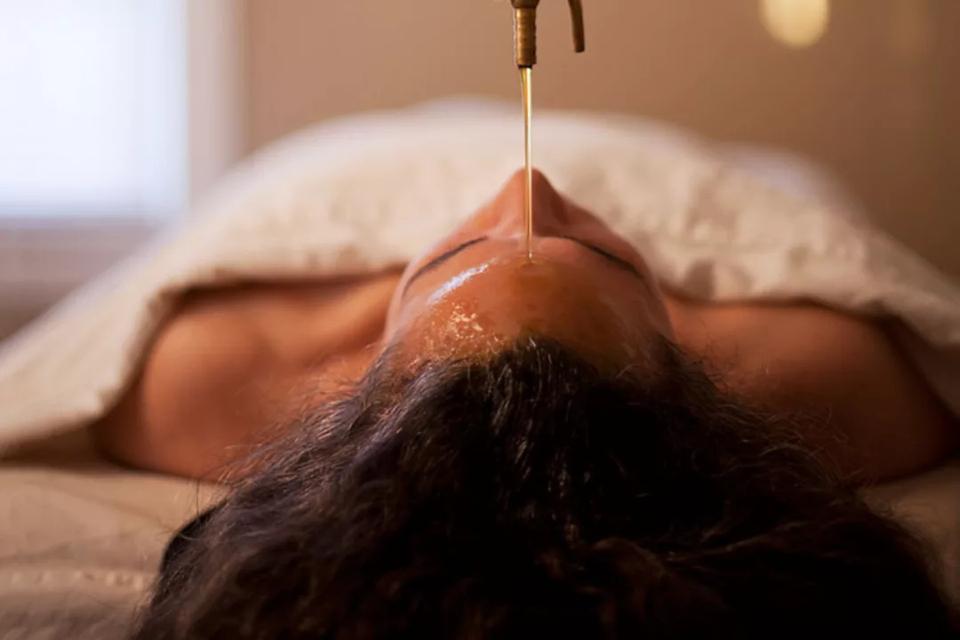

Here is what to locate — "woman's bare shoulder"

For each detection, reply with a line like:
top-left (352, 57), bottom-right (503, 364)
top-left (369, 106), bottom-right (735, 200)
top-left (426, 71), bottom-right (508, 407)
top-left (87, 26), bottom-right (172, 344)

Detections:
top-left (668, 296), bottom-right (959, 481)
top-left (91, 272), bottom-right (401, 478)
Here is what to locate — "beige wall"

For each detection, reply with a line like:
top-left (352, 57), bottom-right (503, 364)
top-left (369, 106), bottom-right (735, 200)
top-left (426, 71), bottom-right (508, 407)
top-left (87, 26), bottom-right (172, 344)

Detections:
top-left (242, 0), bottom-right (960, 278)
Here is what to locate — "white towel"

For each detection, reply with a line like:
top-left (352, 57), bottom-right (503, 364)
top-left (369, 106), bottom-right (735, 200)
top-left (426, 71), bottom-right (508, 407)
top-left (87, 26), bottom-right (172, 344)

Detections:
top-left (1, 101), bottom-right (959, 449)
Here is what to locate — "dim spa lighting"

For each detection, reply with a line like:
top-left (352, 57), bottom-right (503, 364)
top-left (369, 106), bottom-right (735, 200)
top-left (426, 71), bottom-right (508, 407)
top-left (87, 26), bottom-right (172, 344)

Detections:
top-left (760, 0), bottom-right (831, 48)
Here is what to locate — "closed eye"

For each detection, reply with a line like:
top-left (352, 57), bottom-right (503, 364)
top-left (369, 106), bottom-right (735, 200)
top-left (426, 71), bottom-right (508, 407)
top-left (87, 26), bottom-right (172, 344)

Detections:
top-left (402, 234), bottom-right (641, 297)
top-left (560, 236), bottom-right (642, 278)
top-left (403, 237), bottom-right (488, 294)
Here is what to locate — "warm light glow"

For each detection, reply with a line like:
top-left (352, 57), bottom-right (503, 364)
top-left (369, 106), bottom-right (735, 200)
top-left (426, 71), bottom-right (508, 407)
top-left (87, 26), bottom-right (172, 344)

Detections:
top-left (760, 0), bottom-right (830, 48)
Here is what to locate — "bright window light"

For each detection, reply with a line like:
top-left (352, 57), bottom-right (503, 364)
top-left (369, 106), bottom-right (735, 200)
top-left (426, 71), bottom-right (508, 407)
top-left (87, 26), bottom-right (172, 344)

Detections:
top-left (0, 0), bottom-right (186, 218)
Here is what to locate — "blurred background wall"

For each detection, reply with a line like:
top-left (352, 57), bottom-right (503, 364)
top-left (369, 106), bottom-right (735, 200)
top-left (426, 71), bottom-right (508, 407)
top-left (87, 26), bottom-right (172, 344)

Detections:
top-left (1, 0), bottom-right (958, 340)
top-left (242, 0), bottom-right (960, 280)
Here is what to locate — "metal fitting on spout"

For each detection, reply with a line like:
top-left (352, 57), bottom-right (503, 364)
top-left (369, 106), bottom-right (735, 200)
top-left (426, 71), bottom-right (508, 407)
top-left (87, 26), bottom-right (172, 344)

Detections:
top-left (511, 0), bottom-right (585, 68)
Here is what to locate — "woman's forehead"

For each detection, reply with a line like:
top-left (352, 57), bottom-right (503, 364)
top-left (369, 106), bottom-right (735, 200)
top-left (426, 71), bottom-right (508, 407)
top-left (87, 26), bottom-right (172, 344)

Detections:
top-left (389, 257), bottom-right (653, 371)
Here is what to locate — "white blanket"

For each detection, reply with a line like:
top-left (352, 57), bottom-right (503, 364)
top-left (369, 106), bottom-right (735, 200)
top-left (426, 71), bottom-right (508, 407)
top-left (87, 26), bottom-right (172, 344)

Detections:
top-left (1, 101), bottom-right (958, 446)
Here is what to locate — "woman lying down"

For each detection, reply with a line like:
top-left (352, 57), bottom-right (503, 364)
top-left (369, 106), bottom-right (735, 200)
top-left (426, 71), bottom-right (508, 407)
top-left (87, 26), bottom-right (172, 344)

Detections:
top-left (94, 170), bottom-right (959, 638)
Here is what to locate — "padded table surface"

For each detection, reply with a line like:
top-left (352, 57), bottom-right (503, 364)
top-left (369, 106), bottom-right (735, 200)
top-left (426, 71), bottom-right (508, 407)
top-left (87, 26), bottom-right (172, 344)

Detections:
top-left (0, 431), bottom-right (956, 639)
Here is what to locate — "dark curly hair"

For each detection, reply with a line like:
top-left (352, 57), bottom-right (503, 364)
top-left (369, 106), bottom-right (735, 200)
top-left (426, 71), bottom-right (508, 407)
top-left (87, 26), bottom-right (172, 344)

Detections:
top-left (135, 336), bottom-right (958, 639)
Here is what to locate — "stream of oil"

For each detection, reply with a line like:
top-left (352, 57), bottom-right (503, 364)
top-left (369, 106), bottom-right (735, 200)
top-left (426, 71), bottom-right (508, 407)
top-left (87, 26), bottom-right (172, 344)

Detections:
top-left (520, 66), bottom-right (534, 260)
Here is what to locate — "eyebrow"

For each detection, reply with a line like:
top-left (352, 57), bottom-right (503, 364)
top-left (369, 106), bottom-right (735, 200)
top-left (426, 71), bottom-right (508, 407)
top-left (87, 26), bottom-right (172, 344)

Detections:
top-left (561, 236), bottom-right (642, 277)
top-left (404, 236), bottom-right (489, 294)
top-left (403, 234), bottom-right (642, 295)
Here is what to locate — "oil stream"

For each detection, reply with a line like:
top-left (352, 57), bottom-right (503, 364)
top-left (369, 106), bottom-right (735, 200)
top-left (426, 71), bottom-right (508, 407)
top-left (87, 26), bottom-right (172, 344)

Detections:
top-left (520, 66), bottom-right (534, 260)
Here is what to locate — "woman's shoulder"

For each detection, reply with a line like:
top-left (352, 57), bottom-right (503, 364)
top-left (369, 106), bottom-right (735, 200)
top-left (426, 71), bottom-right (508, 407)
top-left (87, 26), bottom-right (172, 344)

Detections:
top-left (669, 296), bottom-right (958, 480)
top-left (669, 298), bottom-right (902, 374)
top-left (91, 272), bottom-right (401, 478)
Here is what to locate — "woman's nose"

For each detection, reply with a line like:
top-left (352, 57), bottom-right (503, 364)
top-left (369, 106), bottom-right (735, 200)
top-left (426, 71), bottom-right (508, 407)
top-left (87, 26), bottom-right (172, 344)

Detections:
top-left (484, 168), bottom-right (572, 237)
